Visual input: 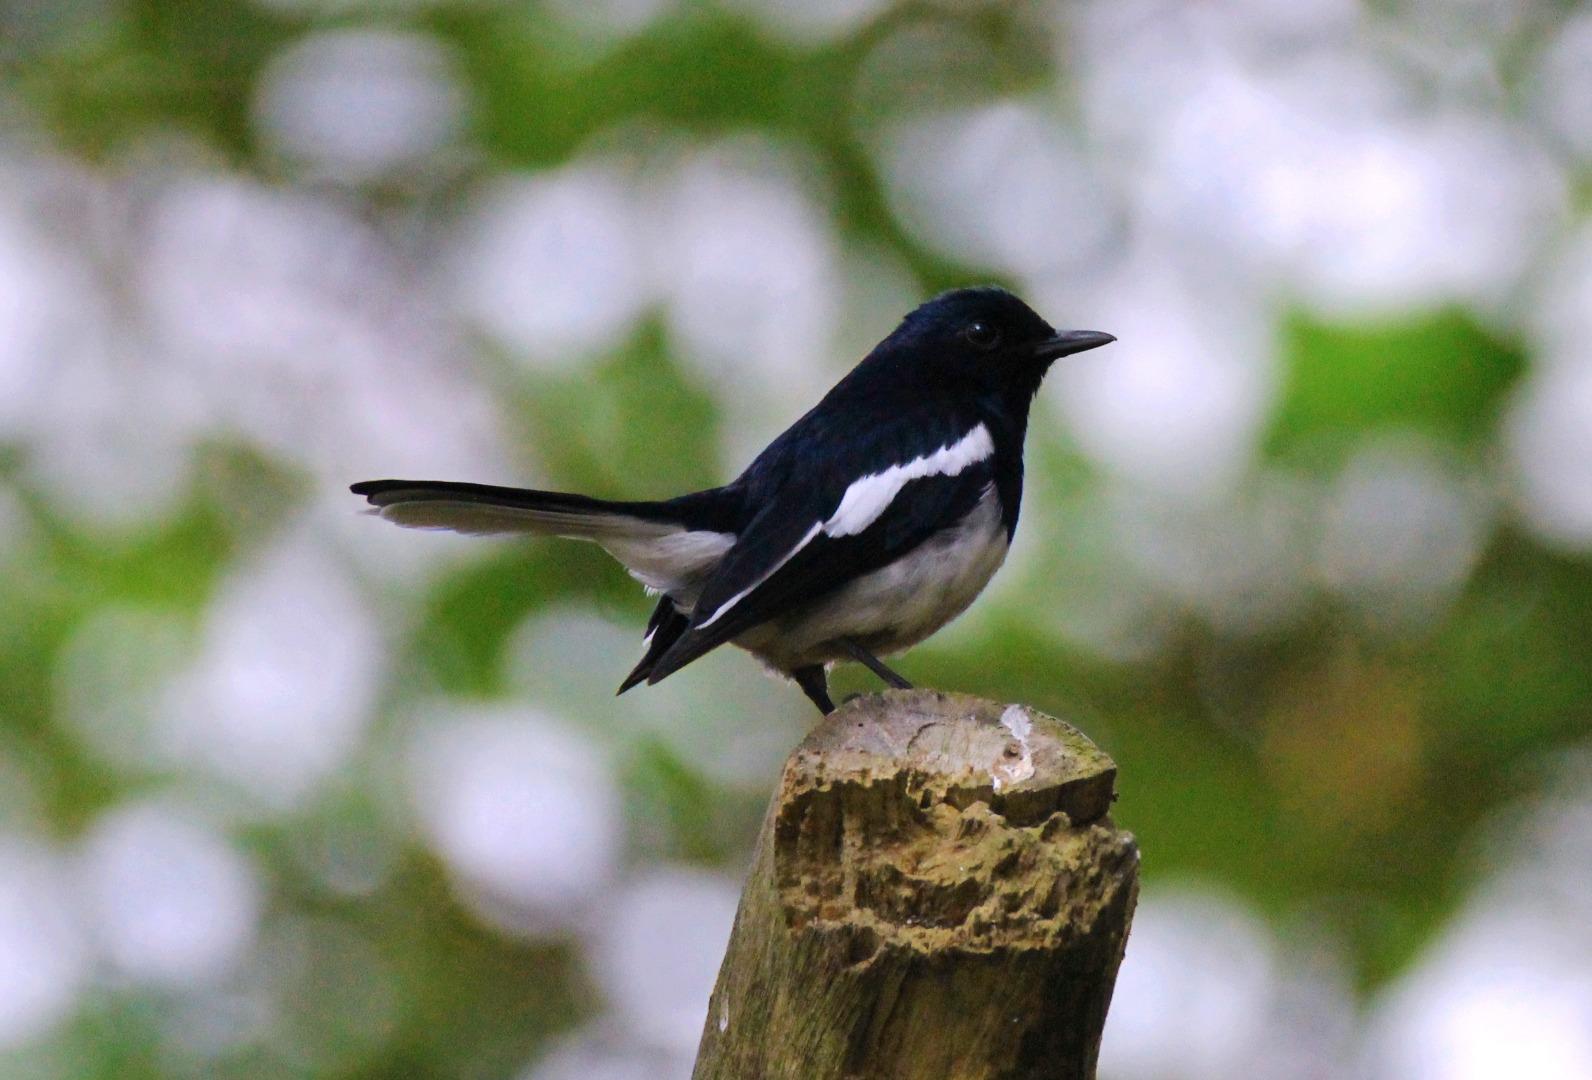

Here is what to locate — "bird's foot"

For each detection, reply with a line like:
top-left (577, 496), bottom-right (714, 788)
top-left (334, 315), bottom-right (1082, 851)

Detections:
top-left (793, 665), bottom-right (835, 715)
top-left (837, 638), bottom-right (913, 690)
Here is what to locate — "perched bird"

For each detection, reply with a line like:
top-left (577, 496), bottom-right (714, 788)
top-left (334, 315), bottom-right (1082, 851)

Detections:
top-left (352, 286), bottom-right (1113, 714)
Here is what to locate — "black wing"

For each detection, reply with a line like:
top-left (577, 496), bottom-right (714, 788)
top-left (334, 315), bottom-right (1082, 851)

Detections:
top-left (645, 433), bottom-right (995, 684)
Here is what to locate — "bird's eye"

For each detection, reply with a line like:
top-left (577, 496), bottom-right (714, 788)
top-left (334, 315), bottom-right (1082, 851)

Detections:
top-left (964, 321), bottom-right (1001, 350)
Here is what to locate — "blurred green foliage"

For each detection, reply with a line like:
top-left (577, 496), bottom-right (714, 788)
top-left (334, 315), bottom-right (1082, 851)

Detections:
top-left (3, 1), bottom-right (1591, 1077)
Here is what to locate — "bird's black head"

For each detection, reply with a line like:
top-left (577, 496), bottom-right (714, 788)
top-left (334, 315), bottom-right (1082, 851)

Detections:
top-left (886, 286), bottom-right (1114, 399)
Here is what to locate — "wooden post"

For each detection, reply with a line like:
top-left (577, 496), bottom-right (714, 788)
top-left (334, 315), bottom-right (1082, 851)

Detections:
top-left (693, 689), bottom-right (1139, 1080)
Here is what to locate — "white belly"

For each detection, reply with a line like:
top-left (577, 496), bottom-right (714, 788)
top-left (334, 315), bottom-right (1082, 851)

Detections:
top-left (736, 485), bottom-right (1009, 671)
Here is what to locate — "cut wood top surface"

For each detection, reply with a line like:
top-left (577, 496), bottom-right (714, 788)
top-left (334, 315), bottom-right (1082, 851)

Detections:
top-left (793, 689), bottom-right (1118, 825)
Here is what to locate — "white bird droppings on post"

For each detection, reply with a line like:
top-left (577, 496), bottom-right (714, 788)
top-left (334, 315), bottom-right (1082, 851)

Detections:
top-left (992, 705), bottom-right (1035, 791)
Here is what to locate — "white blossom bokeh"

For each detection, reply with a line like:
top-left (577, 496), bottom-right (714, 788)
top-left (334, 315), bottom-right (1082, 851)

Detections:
top-left (0, 0), bottom-right (1587, 1077)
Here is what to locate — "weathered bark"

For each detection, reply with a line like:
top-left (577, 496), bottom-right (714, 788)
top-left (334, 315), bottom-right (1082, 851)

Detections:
top-left (693, 689), bottom-right (1139, 1080)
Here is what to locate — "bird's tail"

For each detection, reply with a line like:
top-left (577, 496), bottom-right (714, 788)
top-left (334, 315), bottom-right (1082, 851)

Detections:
top-left (350, 479), bottom-right (739, 594)
top-left (353, 479), bottom-right (672, 538)
top-left (616, 595), bottom-right (690, 694)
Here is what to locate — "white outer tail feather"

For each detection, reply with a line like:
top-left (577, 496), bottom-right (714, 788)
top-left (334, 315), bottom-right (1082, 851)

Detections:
top-left (375, 499), bottom-right (734, 596)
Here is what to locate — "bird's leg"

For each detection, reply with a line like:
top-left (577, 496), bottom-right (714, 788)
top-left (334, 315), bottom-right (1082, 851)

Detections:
top-left (792, 665), bottom-right (835, 714)
top-left (837, 638), bottom-right (913, 689)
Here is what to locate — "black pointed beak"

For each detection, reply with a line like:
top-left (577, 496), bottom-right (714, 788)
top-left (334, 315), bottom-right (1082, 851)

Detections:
top-left (1033, 330), bottom-right (1116, 362)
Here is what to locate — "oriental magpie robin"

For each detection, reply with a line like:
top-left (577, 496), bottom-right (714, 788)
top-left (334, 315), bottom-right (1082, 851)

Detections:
top-left (352, 287), bottom-right (1113, 714)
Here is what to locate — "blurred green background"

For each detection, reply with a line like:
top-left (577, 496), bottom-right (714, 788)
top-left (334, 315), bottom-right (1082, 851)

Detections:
top-left (1, 0), bottom-right (1590, 1077)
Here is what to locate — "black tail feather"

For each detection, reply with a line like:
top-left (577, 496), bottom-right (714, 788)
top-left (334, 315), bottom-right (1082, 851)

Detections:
top-left (350, 479), bottom-right (743, 534)
top-left (352, 479), bottom-right (664, 520)
top-left (617, 597), bottom-right (690, 694)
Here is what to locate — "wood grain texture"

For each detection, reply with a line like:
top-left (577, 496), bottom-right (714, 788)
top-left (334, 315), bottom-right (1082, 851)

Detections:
top-left (693, 690), bottom-right (1139, 1080)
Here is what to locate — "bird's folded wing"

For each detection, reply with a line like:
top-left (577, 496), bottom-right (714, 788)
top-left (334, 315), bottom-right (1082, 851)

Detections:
top-left (646, 423), bottom-right (996, 683)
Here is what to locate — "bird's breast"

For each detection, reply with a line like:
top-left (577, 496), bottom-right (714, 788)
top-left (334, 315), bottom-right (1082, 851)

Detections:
top-left (737, 484), bottom-right (1009, 670)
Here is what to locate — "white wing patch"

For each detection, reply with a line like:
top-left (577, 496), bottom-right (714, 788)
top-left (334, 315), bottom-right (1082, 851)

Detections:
top-left (824, 423), bottom-right (994, 538)
top-left (694, 424), bottom-right (994, 630)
